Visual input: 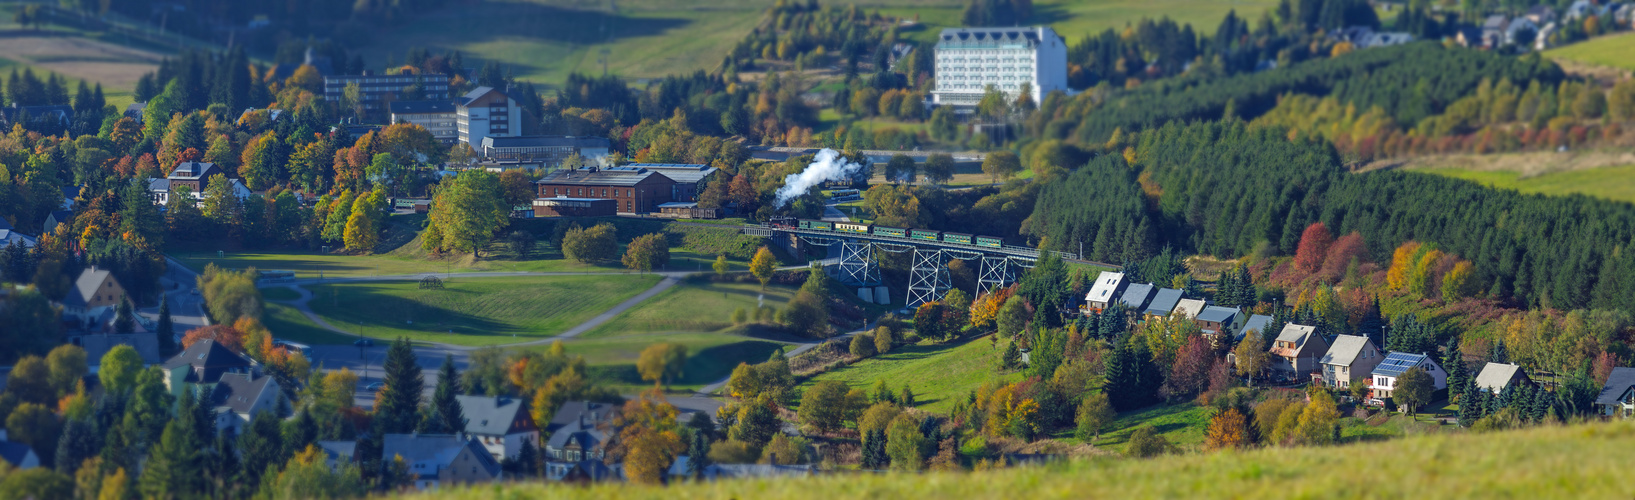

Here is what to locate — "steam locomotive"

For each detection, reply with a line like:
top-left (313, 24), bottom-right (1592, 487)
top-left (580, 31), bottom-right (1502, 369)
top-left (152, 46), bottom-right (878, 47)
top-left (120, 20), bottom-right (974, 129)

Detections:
top-left (766, 217), bottom-right (1004, 248)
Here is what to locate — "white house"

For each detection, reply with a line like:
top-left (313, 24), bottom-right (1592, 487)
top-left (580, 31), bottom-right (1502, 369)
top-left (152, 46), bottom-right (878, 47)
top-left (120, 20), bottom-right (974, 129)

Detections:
top-left (931, 27), bottom-right (1068, 107)
top-left (456, 87), bottom-right (522, 149)
top-left (456, 395), bottom-right (540, 461)
top-left (1370, 352), bottom-right (1448, 401)
top-left (211, 372), bottom-right (282, 434)
top-left (1083, 271), bottom-right (1127, 313)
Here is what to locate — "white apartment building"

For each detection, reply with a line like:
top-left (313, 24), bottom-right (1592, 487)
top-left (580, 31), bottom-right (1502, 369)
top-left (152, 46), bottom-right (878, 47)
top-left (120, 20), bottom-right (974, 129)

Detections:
top-left (457, 87), bottom-right (522, 149)
top-left (931, 27), bottom-right (1068, 108)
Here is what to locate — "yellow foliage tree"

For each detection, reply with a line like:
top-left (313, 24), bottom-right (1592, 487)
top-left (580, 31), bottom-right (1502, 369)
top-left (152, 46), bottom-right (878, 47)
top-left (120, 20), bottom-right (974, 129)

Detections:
top-left (1205, 407), bottom-right (1252, 450)
top-left (1386, 241), bottom-right (1422, 291)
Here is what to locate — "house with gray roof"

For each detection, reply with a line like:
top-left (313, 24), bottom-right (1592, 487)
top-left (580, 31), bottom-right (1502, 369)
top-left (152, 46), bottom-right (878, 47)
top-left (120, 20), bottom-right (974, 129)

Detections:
top-left (317, 440), bottom-right (358, 472)
top-left (61, 266), bottom-right (126, 328)
top-left (1474, 362), bottom-right (1529, 395)
top-left (1268, 324), bottom-right (1330, 379)
top-left (1143, 288), bottom-right (1184, 319)
top-left (456, 395), bottom-right (539, 460)
top-left (543, 401), bottom-right (618, 481)
top-left (1238, 314), bottom-right (1274, 344)
top-left (1318, 334), bottom-right (1382, 389)
top-left (211, 372), bottom-right (281, 434)
top-left (480, 135), bottom-right (609, 166)
top-left (1083, 271), bottom-right (1127, 314)
top-left (534, 167), bottom-right (676, 213)
top-left (382, 433), bottom-right (502, 489)
top-left (1370, 352), bottom-right (1447, 402)
top-left (1195, 306), bottom-right (1243, 336)
top-left (1595, 367), bottom-right (1635, 418)
top-left (1116, 283), bottom-right (1156, 312)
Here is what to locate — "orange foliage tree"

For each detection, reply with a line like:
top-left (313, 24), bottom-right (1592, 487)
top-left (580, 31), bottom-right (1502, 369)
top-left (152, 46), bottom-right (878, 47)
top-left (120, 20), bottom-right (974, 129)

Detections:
top-left (612, 389), bottom-right (685, 484)
top-left (1205, 407), bottom-right (1252, 450)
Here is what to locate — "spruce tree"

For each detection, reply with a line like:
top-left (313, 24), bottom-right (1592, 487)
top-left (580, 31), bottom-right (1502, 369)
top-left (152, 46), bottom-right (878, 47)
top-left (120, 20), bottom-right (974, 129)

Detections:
top-left (517, 440), bottom-right (539, 478)
top-left (1457, 378), bottom-right (1482, 427)
top-left (686, 431), bottom-right (711, 480)
top-left (420, 354), bottom-right (467, 434)
top-left (375, 337), bottom-right (425, 435)
top-left (189, 387), bottom-right (217, 445)
top-left (282, 409), bottom-right (319, 456)
top-left (139, 419), bottom-right (204, 499)
top-left (156, 297), bottom-right (176, 355)
top-left (114, 297), bottom-right (135, 333)
top-left (1490, 339), bottom-right (1509, 364)
top-left (54, 417), bottom-right (98, 475)
top-left (237, 410), bottom-right (285, 492)
top-left (1443, 338), bottom-right (1467, 396)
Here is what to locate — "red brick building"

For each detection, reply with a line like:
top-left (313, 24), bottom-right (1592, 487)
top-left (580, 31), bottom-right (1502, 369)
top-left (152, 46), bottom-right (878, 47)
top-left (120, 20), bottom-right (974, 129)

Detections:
top-left (533, 167), bottom-right (676, 214)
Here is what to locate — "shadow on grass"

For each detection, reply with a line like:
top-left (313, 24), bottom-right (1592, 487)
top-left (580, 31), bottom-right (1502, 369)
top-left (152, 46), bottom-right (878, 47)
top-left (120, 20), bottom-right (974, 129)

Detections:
top-left (308, 284), bottom-right (520, 341)
top-left (586, 339), bottom-right (785, 386)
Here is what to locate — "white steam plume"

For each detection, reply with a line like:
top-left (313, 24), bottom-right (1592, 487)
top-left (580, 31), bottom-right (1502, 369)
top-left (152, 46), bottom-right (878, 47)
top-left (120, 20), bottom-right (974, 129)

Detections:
top-left (773, 149), bottom-right (863, 209)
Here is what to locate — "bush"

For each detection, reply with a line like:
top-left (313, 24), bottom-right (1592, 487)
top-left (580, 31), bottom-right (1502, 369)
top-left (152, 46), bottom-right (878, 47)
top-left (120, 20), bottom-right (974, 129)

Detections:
top-left (1125, 425), bottom-right (1172, 458)
top-left (850, 333), bottom-right (876, 359)
top-left (706, 439), bottom-right (760, 464)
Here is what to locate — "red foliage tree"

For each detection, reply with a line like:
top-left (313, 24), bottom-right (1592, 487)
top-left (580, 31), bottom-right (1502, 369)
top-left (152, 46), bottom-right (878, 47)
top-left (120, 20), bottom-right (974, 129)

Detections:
top-left (1318, 232), bottom-right (1368, 281)
top-left (1162, 335), bottom-right (1216, 400)
top-left (179, 324), bottom-right (245, 353)
top-left (1293, 222), bottom-right (1334, 273)
top-left (1594, 351), bottom-right (1621, 385)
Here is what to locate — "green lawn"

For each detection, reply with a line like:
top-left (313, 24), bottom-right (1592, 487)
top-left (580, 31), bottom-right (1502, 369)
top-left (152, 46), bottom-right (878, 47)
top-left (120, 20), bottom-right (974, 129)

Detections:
top-left (304, 275), bottom-right (660, 346)
top-left (553, 332), bottom-right (791, 392)
top-left (580, 281), bottom-right (798, 338)
top-left (261, 287), bottom-right (301, 302)
top-left (263, 303), bottom-right (355, 346)
top-left (800, 336), bottom-right (1018, 414)
top-left (1034, 0), bottom-right (1279, 41)
top-left (1545, 32), bottom-right (1635, 71)
top-left (1408, 165), bottom-right (1635, 205)
top-left (1092, 401), bottom-right (1213, 453)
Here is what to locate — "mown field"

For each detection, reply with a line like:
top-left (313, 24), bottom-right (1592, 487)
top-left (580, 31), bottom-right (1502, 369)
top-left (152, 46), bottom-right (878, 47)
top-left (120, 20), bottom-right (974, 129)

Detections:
top-left (355, 0), bottom-right (1276, 89)
top-left (303, 275), bottom-right (660, 346)
top-left (1408, 164), bottom-right (1635, 204)
top-left (798, 335), bottom-right (1018, 414)
top-left (1545, 31), bottom-right (1635, 71)
top-left (422, 420), bottom-right (1635, 499)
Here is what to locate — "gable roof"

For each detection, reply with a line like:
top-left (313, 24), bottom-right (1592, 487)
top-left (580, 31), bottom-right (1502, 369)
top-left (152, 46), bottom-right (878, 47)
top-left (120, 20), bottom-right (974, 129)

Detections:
top-left (626, 163), bottom-right (717, 184)
top-left (1373, 352), bottom-right (1432, 378)
top-left (547, 401), bottom-right (617, 432)
top-left (1276, 324), bottom-right (1317, 344)
top-left (456, 395), bottom-right (528, 436)
top-left (1320, 335), bottom-right (1373, 366)
top-left (317, 440), bottom-right (357, 464)
top-left (68, 266), bottom-right (114, 305)
top-left (1085, 271), bottom-right (1125, 304)
top-left (0, 441), bottom-right (35, 468)
top-left (1596, 367), bottom-right (1635, 406)
top-left (536, 168), bottom-right (674, 188)
top-left (382, 434), bottom-right (485, 478)
top-left (1173, 299), bottom-right (1207, 319)
top-left (161, 339), bottom-right (252, 382)
top-left (168, 162), bottom-right (218, 181)
top-left (1117, 283), bottom-right (1156, 309)
top-left (213, 372), bottom-right (275, 414)
top-left (458, 86), bottom-right (506, 107)
top-left (1144, 288), bottom-right (1183, 316)
top-left (453, 439), bottom-right (503, 477)
top-left (1239, 314), bottom-right (1274, 342)
top-left (1475, 362), bottom-right (1525, 392)
top-left (1196, 306), bottom-right (1239, 324)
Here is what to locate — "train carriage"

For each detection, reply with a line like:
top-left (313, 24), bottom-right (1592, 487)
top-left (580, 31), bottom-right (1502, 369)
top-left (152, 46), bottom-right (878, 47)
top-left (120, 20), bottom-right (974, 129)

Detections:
top-left (975, 236), bottom-right (1004, 248)
top-left (835, 222), bottom-right (873, 234)
top-left (874, 226), bottom-right (907, 238)
top-left (942, 232), bottom-right (973, 245)
top-left (910, 229), bottom-right (941, 241)
top-left (799, 219), bottom-right (834, 231)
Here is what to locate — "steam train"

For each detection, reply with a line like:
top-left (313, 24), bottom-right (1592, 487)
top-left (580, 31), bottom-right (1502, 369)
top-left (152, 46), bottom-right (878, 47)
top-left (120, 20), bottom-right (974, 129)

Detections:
top-left (766, 216), bottom-right (1004, 248)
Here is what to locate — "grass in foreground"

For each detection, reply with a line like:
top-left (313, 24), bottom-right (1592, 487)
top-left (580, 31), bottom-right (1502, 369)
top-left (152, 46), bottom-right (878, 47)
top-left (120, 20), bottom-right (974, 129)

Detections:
top-left (305, 275), bottom-right (660, 346)
top-left (420, 421), bottom-right (1635, 499)
top-left (1545, 32), bottom-right (1635, 71)
top-left (799, 335), bottom-right (1019, 414)
top-left (1408, 164), bottom-right (1635, 204)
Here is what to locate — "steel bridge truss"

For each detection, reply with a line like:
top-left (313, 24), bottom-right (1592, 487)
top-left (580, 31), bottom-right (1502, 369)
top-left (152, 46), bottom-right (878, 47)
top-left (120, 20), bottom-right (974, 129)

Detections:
top-left (770, 229), bottom-right (1043, 307)
top-left (906, 249), bottom-right (952, 309)
top-left (838, 241), bottom-right (881, 286)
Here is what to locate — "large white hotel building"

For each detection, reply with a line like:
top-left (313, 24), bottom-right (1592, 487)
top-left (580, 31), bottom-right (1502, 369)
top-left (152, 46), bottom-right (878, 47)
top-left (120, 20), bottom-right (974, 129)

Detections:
top-left (930, 27), bottom-right (1068, 108)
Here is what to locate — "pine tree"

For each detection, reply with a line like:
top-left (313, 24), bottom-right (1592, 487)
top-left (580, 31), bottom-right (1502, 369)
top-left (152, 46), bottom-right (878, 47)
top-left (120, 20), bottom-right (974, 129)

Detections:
top-left (208, 430), bottom-right (240, 499)
top-left (375, 337), bottom-right (424, 435)
top-left (1443, 338), bottom-right (1467, 396)
top-left (156, 297), bottom-right (176, 355)
top-left (114, 297), bottom-right (134, 333)
top-left (238, 410), bottom-right (285, 492)
top-left (1457, 377), bottom-right (1482, 427)
top-left (54, 417), bottom-right (98, 475)
top-left (189, 387), bottom-right (216, 445)
top-left (283, 409), bottom-right (319, 457)
top-left (517, 439), bottom-right (539, 478)
top-left (1490, 339), bottom-right (1509, 364)
top-left (420, 354), bottom-right (467, 434)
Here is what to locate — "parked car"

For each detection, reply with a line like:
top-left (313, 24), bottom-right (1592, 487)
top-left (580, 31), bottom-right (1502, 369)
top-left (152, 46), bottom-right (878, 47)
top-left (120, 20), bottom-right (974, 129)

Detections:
top-left (365, 382), bottom-right (384, 392)
top-left (353, 339), bottom-right (374, 347)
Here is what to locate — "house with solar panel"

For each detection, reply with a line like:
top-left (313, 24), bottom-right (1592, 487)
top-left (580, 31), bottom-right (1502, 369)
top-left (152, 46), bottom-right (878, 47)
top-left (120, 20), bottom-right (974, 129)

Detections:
top-left (1082, 271), bottom-right (1127, 314)
top-left (1369, 352), bottom-right (1447, 403)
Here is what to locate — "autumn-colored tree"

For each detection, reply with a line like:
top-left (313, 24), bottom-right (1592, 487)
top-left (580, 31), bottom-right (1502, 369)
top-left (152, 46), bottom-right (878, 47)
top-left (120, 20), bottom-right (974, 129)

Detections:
top-left (180, 324), bottom-right (246, 352)
top-left (1408, 249), bottom-right (1445, 298)
top-left (285, 65), bottom-right (324, 93)
top-left (1386, 241), bottom-right (1423, 291)
top-left (636, 342), bottom-right (687, 386)
top-left (497, 169), bottom-right (536, 209)
top-left (1295, 387), bottom-right (1340, 445)
top-left (1234, 332), bottom-right (1268, 386)
top-left (1205, 407), bottom-right (1252, 450)
top-left (343, 191), bottom-right (383, 253)
top-left (1293, 222), bottom-right (1333, 273)
top-left (1441, 261), bottom-right (1473, 303)
top-left (1319, 232), bottom-right (1367, 281)
top-left (614, 389), bottom-right (685, 484)
top-left (1162, 335), bottom-right (1215, 400)
top-left (1074, 392), bottom-right (1115, 442)
top-left (622, 233), bottom-right (671, 272)
top-left (379, 123), bottom-right (443, 165)
top-left (750, 246), bottom-right (777, 288)
top-left (980, 150), bottom-right (1022, 184)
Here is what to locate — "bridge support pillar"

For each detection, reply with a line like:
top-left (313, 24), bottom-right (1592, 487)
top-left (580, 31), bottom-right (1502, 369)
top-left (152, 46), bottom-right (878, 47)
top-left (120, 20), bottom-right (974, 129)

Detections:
top-left (907, 249), bottom-right (951, 309)
top-left (978, 256), bottom-right (1016, 292)
top-left (838, 241), bottom-right (880, 287)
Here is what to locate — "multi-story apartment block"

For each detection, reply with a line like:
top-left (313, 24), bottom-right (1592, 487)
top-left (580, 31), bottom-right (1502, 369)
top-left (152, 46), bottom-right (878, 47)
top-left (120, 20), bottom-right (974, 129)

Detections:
top-left (931, 27), bottom-right (1067, 108)
top-left (323, 73), bottom-right (451, 113)
top-left (457, 87), bottom-right (522, 149)
top-left (389, 100), bottom-right (459, 145)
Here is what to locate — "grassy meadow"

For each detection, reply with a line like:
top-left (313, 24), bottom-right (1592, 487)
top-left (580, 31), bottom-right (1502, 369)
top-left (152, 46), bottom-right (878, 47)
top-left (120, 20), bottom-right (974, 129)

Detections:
top-left (798, 335), bottom-right (1019, 414)
top-left (1545, 31), bottom-right (1635, 71)
top-left (1408, 164), bottom-right (1635, 204)
top-left (304, 275), bottom-right (660, 346)
top-left (420, 420), bottom-right (1635, 499)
